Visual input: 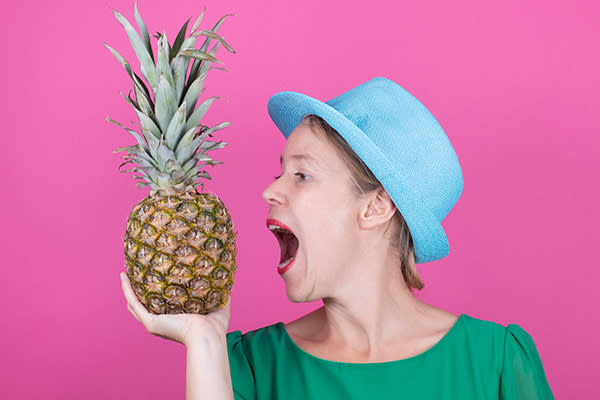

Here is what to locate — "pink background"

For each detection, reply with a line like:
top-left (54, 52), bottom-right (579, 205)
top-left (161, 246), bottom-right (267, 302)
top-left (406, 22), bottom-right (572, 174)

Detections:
top-left (1, 0), bottom-right (598, 398)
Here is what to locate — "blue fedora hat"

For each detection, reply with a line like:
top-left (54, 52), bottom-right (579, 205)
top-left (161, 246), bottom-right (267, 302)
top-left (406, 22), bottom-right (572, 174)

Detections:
top-left (267, 77), bottom-right (463, 264)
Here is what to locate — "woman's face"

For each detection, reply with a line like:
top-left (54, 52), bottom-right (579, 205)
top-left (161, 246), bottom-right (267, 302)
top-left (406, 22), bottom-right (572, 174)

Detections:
top-left (262, 122), bottom-right (364, 302)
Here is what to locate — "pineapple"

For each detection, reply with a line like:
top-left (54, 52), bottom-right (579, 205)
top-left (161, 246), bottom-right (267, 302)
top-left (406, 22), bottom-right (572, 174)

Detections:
top-left (105, 2), bottom-right (237, 314)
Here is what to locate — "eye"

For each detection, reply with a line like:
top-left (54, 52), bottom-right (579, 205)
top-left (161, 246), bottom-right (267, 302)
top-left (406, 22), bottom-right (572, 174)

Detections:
top-left (295, 172), bottom-right (311, 181)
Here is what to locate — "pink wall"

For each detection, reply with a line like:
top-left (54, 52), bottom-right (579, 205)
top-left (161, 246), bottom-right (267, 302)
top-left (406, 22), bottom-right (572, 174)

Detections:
top-left (2, 0), bottom-right (598, 398)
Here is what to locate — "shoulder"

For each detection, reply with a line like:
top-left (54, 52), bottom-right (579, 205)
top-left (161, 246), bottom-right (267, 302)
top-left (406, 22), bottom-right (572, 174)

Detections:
top-left (227, 322), bottom-right (287, 358)
top-left (460, 313), bottom-right (521, 351)
top-left (460, 314), bottom-right (540, 350)
top-left (453, 314), bottom-right (517, 374)
top-left (459, 314), bottom-right (549, 373)
top-left (461, 313), bottom-right (508, 337)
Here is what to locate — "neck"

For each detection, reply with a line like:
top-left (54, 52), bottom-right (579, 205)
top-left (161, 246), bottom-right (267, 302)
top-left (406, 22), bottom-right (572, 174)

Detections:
top-left (318, 243), bottom-right (429, 356)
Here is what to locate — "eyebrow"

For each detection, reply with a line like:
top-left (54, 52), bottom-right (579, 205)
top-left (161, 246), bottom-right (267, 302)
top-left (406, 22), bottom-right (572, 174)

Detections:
top-left (280, 153), bottom-right (323, 168)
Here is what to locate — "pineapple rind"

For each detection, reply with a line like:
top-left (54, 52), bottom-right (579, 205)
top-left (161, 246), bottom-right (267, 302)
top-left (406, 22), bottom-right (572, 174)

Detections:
top-left (125, 188), bottom-right (236, 314)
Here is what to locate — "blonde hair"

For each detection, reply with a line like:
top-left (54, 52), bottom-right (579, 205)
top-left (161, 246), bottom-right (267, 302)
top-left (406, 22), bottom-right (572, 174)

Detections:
top-left (302, 114), bottom-right (424, 291)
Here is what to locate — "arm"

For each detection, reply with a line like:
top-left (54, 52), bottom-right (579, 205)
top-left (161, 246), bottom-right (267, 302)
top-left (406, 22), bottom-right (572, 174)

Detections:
top-left (120, 272), bottom-right (234, 400)
top-left (186, 329), bottom-right (234, 400)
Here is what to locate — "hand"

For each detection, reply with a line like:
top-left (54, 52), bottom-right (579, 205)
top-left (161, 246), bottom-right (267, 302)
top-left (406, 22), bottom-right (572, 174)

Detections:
top-left (120, 272), bottom-right (231, 346)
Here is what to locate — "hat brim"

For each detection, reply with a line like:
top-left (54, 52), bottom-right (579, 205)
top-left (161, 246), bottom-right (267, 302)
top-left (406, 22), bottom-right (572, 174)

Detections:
top-left (268, 91), bottom-right (449, 264)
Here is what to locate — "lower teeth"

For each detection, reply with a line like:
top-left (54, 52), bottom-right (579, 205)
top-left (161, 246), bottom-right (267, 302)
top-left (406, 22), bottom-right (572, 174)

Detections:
top-left (278, 258), bottom-right (293, 269)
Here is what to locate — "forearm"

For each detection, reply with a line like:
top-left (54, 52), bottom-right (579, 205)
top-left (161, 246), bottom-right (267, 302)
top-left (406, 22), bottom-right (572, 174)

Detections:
top-left (186, 333), bottom-right (234, 400)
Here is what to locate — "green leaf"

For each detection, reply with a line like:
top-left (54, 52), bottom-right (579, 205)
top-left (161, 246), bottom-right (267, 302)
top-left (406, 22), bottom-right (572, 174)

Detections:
top-left (193, 30), bottom-right (236, 53)
top-left (176, 130), bottom-right (201, 164)
top-left (170, 55), bottom-right (187, 104)
top-left (188, 13), bottom-right (233, 83)
top-left (186, 166), bottom-right (212, 180)
top-left (114, 144), bottom-right (139, 154)
top-left (126, 90), bottom-right (139, 109)
top-left (176, 22), bottom-right (201, 90)
top-left (198, 42), bottom-right (221, 77)
top-left (107, 116), bottom-right (148, 151)
top-left (178, 48), bottom-right (222, 64)
top-left (133, 80), bottom-right (154, 116)
top-left (170, 18), bottom-right (191, 59)
top-left (141, 127), bottom-right (161, 161)
top-left (165, 159), bottom-right (183, 173)
top-left (157, 173), bottom-right (173, 187)
top-left (132, 71), bottom-right (153, 101)
top-left (154, 75), bottom-right (177, 132)
top-left (191, 7), bottom-right (206, 34)
top-left (185, 95), bottom-right (220, 131)
top-left (117, 147), bottom-right (158, 171)
top-left (156, 138), bottom-right (177, 171)
top-left (137, 112), bottom-right (161, 139)
top-left (175, 126), bottom-right (200, 163)
top-left (182, 71), bottom-right (208, 117)
top-left (164, 101), bottom-right (187, 149)
top-left (181, 122), bottom-right (230, 165)
top-left (119, 91), bottom-right (161, 138)
top-left (157, 32), bottom-right (175, 89)
top-left (202, 121), bottom-right (230, 137)
top-left (181, 65), bottom-right (224, 103)
top-left (104, 44), bottom-right (150, 96)
top-left (199, 141), bottom-right (227, 152)
top-left (179, 34), bottom-right (198, 53)
top-left (146, 168), bottom-right (170, 187)
top-left (134, 0), bottom-right (154, 63)
top-left (181, 151), bottom-right (203, 171)
top-left (119, 92), bottom-right (140, 112)
top-left (103, 42), bottom-right (131, 75)
top-left (112, 9), bottom-right (159, 91)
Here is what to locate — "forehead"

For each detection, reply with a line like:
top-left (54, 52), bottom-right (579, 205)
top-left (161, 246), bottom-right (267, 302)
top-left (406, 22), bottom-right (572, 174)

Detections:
top-left (281, 122), bottom-right (344, 168)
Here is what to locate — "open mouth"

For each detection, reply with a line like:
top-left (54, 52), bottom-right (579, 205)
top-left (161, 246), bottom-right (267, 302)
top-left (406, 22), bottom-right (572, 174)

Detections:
top-left (266, 218), bottom-right (299, 274)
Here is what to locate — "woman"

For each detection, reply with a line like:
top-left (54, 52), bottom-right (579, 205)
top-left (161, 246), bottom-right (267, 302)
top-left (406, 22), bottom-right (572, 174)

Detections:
top-left (121, 77), bottom-right (554, 399)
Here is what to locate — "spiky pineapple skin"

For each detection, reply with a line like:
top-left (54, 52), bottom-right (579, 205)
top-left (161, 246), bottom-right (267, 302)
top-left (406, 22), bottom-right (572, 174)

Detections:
top-left (124, 187), bottom-right (236, 314)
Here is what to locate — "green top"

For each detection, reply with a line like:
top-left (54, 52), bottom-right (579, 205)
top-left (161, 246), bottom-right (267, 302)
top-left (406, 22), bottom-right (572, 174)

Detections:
top-left (226, 313), bottom-right (554, 399)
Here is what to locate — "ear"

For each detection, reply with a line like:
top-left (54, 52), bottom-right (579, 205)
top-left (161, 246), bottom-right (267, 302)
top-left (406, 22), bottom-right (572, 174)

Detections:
top-left (357, 189), bottom-right (397, 230)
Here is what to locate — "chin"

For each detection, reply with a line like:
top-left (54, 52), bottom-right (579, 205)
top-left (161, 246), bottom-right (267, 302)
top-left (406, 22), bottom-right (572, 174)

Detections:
top-left (285, 286), bottom-right (307, 303)
top-left (284, 280), bottom-right (320, 303)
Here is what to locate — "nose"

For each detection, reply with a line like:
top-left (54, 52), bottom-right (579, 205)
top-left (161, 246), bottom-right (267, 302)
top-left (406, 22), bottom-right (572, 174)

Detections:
top-left (262, 178), bottom-right (287, 207)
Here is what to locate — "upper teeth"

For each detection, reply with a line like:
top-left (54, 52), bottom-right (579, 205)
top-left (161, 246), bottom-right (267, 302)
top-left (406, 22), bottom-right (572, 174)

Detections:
top-left (269, 224), bottom-right (286, 232)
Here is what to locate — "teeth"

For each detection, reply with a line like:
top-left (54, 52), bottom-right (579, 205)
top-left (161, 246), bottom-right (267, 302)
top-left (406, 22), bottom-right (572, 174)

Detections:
top-left (278, 257), bottom-right (293, 269)
top-left (269, 224), bottom-right (287, 232)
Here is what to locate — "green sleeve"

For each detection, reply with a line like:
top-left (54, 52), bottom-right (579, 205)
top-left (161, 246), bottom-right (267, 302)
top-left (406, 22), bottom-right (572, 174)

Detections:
top-left (499, 323), bottom-right (555, 399)
top-left (226, 331), bottom-right (256, 400)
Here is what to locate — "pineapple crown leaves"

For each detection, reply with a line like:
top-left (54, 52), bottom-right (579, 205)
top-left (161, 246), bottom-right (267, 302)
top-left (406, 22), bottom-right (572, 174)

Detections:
top-left (104, 0), bottom-right (236, 191)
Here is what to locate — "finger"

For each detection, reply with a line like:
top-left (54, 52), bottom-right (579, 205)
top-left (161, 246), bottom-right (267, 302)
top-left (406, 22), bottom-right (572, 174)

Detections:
top-left (120, 272), bottom-right (137, 308)
top-left (127, 303), bottom-right (142, 323)
top-left (120, 272), bottom-right (150, 322)
top-left (210, 295), bottom-right (232, 330)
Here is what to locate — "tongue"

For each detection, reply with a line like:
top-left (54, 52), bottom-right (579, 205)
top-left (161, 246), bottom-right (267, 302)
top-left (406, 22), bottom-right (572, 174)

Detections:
top-left (279, 230), bottom-right (298, 263)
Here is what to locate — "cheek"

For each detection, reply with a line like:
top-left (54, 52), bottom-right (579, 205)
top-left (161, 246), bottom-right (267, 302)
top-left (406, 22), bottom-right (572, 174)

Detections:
top-left (295, 183), bottom-right (358, 248)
